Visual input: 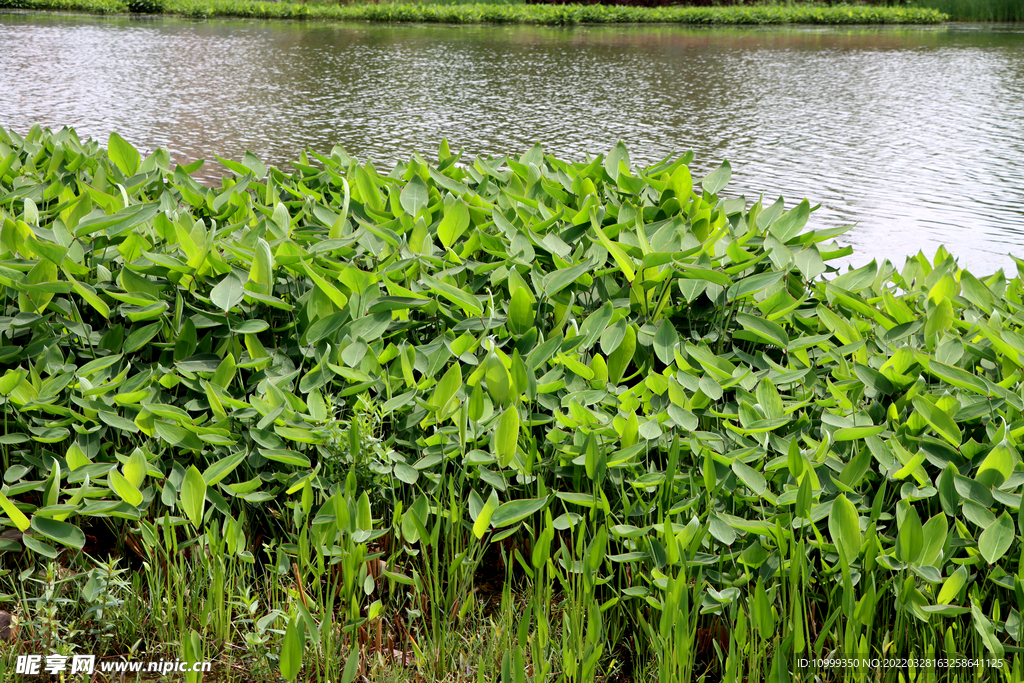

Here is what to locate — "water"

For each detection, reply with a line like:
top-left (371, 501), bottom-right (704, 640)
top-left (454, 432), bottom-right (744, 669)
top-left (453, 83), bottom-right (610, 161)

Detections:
top-left (2, 12), bottom-right (1023, 274)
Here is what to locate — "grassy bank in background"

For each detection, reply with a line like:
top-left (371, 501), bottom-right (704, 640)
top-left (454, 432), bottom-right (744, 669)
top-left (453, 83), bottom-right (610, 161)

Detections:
top-left (0, 0), bottom-right (948, 23)
top-left (911, 0), bottom-right (1023, 22)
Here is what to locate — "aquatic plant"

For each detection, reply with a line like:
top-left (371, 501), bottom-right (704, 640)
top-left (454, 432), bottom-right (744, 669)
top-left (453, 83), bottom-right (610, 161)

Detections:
top-left (0, 124), bottom-right (1020, 680)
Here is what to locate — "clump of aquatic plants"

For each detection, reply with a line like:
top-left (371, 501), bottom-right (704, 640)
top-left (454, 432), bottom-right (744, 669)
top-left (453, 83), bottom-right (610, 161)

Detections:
top-left (0, 123), bottom-right (1022, 681)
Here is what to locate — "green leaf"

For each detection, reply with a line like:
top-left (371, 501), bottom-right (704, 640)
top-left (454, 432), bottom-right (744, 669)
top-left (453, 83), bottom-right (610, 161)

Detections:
top-left (22, 534), bottom-right (57, 558)
top-left (701, 159), bottom-right (731, 195)
top-left (438, 198), bottom-right (471, 250)
top-left (260, 450), bottom-right (312, 468)
top-left (108, 469), bottom-right (143, 507)
top-left (937, 566), bottom-right (967, 605)
top-left (834, 425), bottom-right (885, 441)
top-left (731, 460), bottom-right (766, 496)
top-left (912, 396), bottom-right (962, 447)
top-left (279, 616), bottom-right (304, 681)
top-left (828, 494), bottom-right (861, 567)
top-left (0, 490), bottom-right (30, 532)
top-left (68, 276), bottom-right (111, 319)
top-left (430, 363), bottom-right (462, 414)
top-left (653, 321), bottom-right (678, 365)
top-left (971, 601), bottom-right (1005, 658)
top-left (508, 287), bottom-right (535, 336)
top-left (768, 199), bottom-right (810, 243)
top-left (400, 175), bottom-right (429, 217)
top-left (301, 259), bottom-right (348, 311)
top-left (607, 324), bottom-right (636, 385)
top-left (124, 321), bottom-right (162, 354)
top-left (897, 504), bottom-right (923, 565)
top-left (666, 164), bottom-right (692, 201)
top-left (494, 406), bottom-right (520, 468)
top-left (0, 369), bottom-right (26, 396)
top-left (203, 451), bottom-right (246, 487)
top-left (181, 465), bottom-right (207, 529)
top-left (976, 441), bottom-right (1016, 488)
top-left (978, 512), bottom-right (1015, 565)
top-left (123, 449), bottom-right (148, 489)
top-left (211, 272), bottom-right (244, 313)
top-left (736, 312), bottom-right (789, 347)
top-left (249, 238), bottom-right (275, 292)
top-left (854, 363), bottom-right (894, 395)
top-left (604, 141), bottom-right (630, 181)
top-left (30, 516), bottom-right (85, 549)
top-left (920, 512), bottom-right (947, 568)
top-left (543, 258), bottom-right (595, 298)
top-left (421, 273), bottom-right (482, 317)
top-left (593, 224), bottom-right (635, 283)
top-left (728, 271), bottom-right (784, 301)
top-left (491, 496), bottom-right (549, 529)
top-left (393, 462), bottom-right (419, 485)
top-left (473, 490), bottom-right (499, 539)
top-left (108, 131), bottom-right (140, 176)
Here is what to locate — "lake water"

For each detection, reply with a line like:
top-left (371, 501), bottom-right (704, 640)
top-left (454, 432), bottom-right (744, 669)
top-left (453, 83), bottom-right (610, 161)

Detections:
top-left (2, 12), bottom-right (1023, 274)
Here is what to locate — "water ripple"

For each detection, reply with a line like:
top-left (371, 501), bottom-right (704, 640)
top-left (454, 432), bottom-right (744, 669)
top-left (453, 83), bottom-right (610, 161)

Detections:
top-left (2, 14), bottom-right (1023, 273)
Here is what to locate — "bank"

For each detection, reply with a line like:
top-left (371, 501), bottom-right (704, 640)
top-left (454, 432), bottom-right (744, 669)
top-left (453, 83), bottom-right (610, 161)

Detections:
top-left (0, 1), bottom-right (949, 24)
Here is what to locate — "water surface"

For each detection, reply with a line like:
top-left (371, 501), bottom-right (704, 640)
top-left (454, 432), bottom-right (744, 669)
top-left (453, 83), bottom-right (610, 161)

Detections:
top-left (2, 13), bottom-right (1023, 273)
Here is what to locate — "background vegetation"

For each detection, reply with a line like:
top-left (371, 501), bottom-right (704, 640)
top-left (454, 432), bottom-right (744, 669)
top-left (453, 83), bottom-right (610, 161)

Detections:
top-left (0, 0), bottom-right (949, 23)
top-left (2, 124), bottom-right (1024, 681)
top-left (909, 0), bottom-right (1023, 22)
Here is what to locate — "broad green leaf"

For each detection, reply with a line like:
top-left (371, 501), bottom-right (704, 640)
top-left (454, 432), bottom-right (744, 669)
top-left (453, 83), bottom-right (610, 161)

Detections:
top-left (491, 496), bottom-right (548, 529)
top-left (211, 272), bottom-right (245, 313)
top-left (430, 363), bottom-right (462, 413)
top-left (604, 141), bottom-right (630, 181)
top-left (0, 490), bottom-right (30, 532)
top-left (937, 566), bottom-right (967, 605)
top-left (508, 287), bottom-right (534, 336)
top-left (108, 131), bottom-right (140, 176)
top-left (976, 441), bottom-right (1016, 488)
top-left (203, 451), bottom-right (246, 487)
top-left (768, 199), bottom-right (810, 243)
top-left (123, 449), bottom-right (148, 489)
top-left (971, 601), bottom-right (1005, 658)
top-left (978, 512), bottom-right (1014, 565)
top-left (731, 460), bottom-right (766, 496)
top-left (912, 395), bottom-right (962, 447)
top-left (400, 175), bottom-right (429, 217)
top-left (181, 465), bottom-right (207, 529)
top-left (666, 164), bottom-right (692, 201)
top-left (593, 224), bottom-right (635, 283)
top-left (421, 273), bottom-right (482, 316)
top-left (108, 470), bottom-right (143, 507)
top-left (653, 321), bottom-right (678, 365)
top-left (828, 494), bottom-right (861, 567)
top-left (473, 490), bottom-right (498, 539)
top-left (544, 258), bottom-right (595, 297)
top-left (30, 516), bottom-right (85, 549)
top-left (701, 159), bottom-right (731, 195)
top-left (494, 406), bottom-right (520, 468)
top-left (736, 312), bottom-right (789, 347)
top-left (279, 616), bottom-right (304, 681)
top-left (438, 198), bottom-right (471, 250)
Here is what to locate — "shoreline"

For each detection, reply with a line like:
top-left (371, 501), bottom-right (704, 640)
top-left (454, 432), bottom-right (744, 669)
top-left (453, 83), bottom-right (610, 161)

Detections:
top-left (0, 2), bottom-right (949, 25)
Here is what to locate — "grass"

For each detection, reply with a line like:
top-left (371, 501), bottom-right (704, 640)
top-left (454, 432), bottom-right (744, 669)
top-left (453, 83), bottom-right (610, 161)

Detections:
top-left (911, 0), bottom-right (1024, 22)
top-left (3, 124), bottom-right (1024, 682)
top-left (0, 0), bottom-right (949, 24)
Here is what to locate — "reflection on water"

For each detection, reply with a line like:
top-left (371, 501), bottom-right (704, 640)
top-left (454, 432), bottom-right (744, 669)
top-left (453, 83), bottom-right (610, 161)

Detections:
top-left (2, 13), bottom-right (1023, 273)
